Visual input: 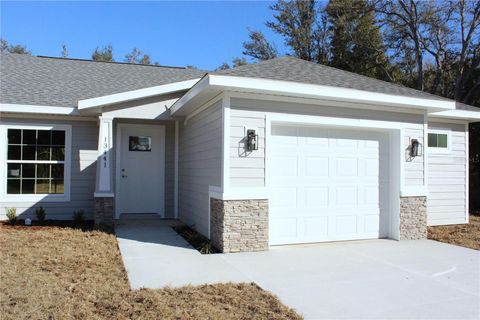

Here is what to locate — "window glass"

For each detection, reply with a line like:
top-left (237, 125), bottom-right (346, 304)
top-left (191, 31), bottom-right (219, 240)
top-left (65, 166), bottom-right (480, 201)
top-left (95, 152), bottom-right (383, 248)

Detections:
top-left (7, 145), bottom-right (21, 160)
top-left (428, 132), bottom-right (448, 149)
top-left (23, 130), bottom-right (36, 145)
top-left (7, 179), bottom-right (20, 194)
top-left (6, 128), bottom-right (66, 195)
top-left (437, 134), bottom-right (448, 148)
top-left (7, 129), bottom-right (21, 144)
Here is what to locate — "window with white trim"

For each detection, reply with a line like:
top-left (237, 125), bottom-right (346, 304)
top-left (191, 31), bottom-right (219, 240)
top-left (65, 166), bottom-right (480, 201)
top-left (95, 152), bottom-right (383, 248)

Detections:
top-left (4, 126), bottom-right (70, 197)
top-left (428, 130), bottom-right (450, 152)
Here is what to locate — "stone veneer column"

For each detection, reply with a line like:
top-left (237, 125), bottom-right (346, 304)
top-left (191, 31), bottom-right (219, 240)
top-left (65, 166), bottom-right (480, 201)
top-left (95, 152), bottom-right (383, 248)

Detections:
top-left (210, 198), bottom-right (269, 253)
top-left (94, 197), bottom-right (114, 229)
top-left (399, 196), bottom-right (427, 240)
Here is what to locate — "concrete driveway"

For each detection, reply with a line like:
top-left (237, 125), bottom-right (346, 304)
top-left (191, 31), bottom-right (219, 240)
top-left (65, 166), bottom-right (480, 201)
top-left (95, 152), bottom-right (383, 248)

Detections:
top-left (116, 221), bottom-right (480, 319)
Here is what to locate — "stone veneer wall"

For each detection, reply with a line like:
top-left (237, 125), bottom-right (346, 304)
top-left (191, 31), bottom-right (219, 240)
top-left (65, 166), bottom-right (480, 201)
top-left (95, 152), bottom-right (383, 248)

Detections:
top-left (399, 196), bottom-right (427, 240)
top-left (94, 197), bottom-right (114, 229)
top-left (210, 199), bottom-right (268, 253)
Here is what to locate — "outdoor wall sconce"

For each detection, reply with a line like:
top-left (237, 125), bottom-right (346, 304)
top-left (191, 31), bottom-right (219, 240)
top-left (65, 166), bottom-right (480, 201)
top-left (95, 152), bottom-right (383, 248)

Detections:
top-left (411, 138), bottom-right (423, 157)
top-left (246, 129), bottom-right (258, 151)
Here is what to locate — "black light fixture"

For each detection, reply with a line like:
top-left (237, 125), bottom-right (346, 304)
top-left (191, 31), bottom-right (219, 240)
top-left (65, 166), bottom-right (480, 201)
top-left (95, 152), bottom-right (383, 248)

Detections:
top-left (411, 138), bottom-right (423, 157)
top-left (246, 129), bottom-right (258, 151)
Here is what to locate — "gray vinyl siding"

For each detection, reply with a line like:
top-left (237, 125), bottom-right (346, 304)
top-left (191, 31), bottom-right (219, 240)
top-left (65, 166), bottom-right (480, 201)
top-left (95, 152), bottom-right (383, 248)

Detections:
top-left (229, 97), bottom-right (424, 188)
top-left (0, 117), bottom-right (98, 219)
top-left (427, 122), bottom-right (468, 226)
top-left (178, 100), bottom-right (222, 236)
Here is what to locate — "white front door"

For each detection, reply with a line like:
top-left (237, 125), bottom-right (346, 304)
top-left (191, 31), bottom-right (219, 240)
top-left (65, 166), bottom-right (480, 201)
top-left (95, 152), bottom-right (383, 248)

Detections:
top-left (269, 125), bottom-right (389, 245)
top-left (117, 124), bottom-right (165, 216)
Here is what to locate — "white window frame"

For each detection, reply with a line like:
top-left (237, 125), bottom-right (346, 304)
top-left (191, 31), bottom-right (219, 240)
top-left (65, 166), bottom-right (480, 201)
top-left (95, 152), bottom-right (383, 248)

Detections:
top-left (0, 123), bottom-right (72, 202)
top-left (427, 129), bottom-right (451, 154)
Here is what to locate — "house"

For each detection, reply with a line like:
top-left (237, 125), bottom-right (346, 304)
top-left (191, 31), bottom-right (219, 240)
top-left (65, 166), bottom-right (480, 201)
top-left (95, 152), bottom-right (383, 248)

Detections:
top-left (1, 54), bottom-right (479, 252)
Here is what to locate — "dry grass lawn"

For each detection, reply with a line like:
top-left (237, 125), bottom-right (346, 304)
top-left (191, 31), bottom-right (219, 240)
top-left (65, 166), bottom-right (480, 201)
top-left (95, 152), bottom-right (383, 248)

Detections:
top-left (428, 215), bottom-right (480, 250)
top-left (0, 225), bottom-right (302, 320)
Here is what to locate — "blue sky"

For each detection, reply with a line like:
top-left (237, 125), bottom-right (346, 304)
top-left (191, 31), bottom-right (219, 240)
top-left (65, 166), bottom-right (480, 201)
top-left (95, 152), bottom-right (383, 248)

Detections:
top-left (1, 1), bottom-right (287, 70)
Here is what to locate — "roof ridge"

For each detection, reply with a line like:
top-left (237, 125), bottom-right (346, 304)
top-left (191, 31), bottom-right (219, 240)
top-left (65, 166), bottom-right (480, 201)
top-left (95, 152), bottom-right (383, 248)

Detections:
top-left (2, 53), bottom-right (193, 70)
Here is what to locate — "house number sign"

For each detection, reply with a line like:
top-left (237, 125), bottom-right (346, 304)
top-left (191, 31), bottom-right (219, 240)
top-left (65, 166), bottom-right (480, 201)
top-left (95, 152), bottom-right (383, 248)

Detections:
top-left (102, 136), bottom-right (108, 168)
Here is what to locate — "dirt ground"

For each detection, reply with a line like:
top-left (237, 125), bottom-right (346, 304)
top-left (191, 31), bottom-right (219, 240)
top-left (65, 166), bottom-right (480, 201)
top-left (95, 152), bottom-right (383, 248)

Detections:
top-left (428, 215), bottom-right (480, 250)
top-left (0, 224), bottom-right (302, 320)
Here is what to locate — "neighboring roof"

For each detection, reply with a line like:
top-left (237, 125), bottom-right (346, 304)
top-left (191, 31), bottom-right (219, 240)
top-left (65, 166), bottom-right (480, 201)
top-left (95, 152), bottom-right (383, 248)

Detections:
top-left (214, 56), bottom-right (451, 102)
top-left (0, 54), bottom-right (206, 107)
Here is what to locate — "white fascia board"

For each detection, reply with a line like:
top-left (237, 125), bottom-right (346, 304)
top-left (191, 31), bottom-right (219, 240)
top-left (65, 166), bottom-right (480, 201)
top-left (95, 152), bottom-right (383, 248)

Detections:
top-left (209, 75), bottom-right (456, 112)
top-left (170, 76), bottom-right (210, 115)
top-left (0, 103), bottom-right (79, 115)
top-left (170, 75), bottom-right (456, 115)
top-left (428, 109), bottom-right (480, 121)
top-left (78, 79), bottom-right (200, 110)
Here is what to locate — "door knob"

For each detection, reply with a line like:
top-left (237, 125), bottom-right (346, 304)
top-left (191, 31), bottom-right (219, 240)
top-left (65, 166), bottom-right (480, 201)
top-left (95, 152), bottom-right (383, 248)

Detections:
top-left (122, 174), bottom-right (128, 178)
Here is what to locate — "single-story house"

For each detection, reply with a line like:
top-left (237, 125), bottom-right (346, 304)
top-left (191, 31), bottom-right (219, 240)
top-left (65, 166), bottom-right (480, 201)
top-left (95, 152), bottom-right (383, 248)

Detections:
top-left (1, 54), bottom-right (479, 252)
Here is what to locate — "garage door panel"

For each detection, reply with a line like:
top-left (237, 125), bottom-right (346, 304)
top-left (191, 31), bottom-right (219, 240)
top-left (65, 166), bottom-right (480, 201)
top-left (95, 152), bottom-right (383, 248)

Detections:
top-left (334, 158), bottom-right (358, 176)
top-left (305, 157), bottom-right (329, 176)
top-left (364, 215), bottom-right (380, 232)
top-left (270, 124), bottom-right (387, 245)
top-left (270, 156), bottom-right (297, 177)
top-left (304, 217), bottom-right (328, 236)
top-left (335, 187), bottom-right (358, 206)
top-left (270, 187), bottom-right (297, 207)
top-left (304, 187), bottom-right (329, 207)
top-left (270, 218), bottom-right (298, 238)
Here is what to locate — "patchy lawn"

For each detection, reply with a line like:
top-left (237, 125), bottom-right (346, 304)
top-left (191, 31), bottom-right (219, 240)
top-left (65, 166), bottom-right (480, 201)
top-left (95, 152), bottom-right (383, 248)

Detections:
top-left (0, 225), bottom-right (301, 320)
top-left (428, 215), bottom-right (480, 250)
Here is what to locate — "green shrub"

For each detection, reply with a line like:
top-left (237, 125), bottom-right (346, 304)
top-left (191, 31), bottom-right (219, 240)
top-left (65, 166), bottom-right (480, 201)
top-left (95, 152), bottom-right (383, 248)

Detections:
top-left (6, 208), bottom-right (17, 225)
top-left (72, 209), bottom-right (85, 225)
top-left (35, 206), bottom-right (46, 222)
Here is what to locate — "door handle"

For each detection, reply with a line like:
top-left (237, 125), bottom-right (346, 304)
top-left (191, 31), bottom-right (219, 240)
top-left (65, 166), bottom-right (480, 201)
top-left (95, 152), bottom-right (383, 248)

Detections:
top-left (122, 174), bottom-right (128, 178)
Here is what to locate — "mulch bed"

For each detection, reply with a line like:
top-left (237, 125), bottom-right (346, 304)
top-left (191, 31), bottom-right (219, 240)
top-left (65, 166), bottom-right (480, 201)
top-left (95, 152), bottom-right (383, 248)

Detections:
top-left (428, 214), bottom-right (480, 250)
top-left (173, 225), bottom-right (220, 254)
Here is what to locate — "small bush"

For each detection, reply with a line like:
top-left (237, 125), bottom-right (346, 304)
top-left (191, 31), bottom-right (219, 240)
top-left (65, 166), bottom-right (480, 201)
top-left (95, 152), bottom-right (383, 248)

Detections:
top-left (6, 208), bottom-right (17, 225)
top-left (35, 206), bottom-right (46, 222)
top-left (72, 209), bottom-right (84, 226)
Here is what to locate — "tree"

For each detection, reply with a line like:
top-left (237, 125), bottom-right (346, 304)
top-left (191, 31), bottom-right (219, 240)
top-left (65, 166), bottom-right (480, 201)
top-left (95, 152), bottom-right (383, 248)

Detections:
top-left (61, 44), bottom-right (68, 58)
top-left (0, 38), bottom-right (31, 55)
top-left (92, 44), bottom-right (114, 62)
top-left (452, 0), bottom-right (480, 105)
top-left (326, 0), bottom-right (391, 80)
top-left (215, 57), bottom-right (248, 71)
top-left (125, 47), bottom-right (152, 65)
top-left (267, 0), bottom-right (329, 63)
top-left (232, 57), bottom-right (248, 67)
top-left (243, 30), bottom-right (278, 61)
top-left (216, 62), bottom-right (231, 70)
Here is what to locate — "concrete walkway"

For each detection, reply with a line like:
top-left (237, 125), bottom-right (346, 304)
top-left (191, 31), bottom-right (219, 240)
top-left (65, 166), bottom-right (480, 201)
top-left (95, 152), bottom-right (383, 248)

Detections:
top-left (116, 220), bottom-right (480, 319)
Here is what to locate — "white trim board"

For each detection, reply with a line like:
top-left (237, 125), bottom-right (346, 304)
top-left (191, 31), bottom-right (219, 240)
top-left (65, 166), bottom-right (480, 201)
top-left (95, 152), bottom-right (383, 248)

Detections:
top-left (78, 79), bottom-right (201, 110)
top-left (0, 103), bottom-right (79, 115)
top-left (430, 110), bottom-right (480, 121)
top-left (170, 75), bottom-right (456, 115)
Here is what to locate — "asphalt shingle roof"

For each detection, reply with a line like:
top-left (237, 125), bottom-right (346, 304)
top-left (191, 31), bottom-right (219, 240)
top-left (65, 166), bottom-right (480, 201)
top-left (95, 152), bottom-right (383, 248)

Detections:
top-left (214, 56), bottom-right (451, 102)
top-left (0, 54), bottom-right (206, 107)
top-left (2, 54), bottom-right (477, 111)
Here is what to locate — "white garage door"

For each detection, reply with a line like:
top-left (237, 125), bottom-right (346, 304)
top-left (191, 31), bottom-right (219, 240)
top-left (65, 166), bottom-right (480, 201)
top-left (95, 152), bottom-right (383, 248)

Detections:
top-left (269, 125), bottom-right (389, 245)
